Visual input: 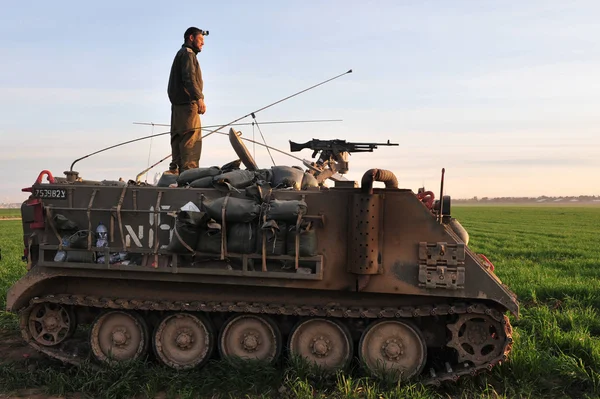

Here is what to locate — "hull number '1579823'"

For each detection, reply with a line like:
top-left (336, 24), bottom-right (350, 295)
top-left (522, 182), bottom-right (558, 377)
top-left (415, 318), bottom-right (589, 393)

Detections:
top-left (33, 188), bottom-right (68, 200)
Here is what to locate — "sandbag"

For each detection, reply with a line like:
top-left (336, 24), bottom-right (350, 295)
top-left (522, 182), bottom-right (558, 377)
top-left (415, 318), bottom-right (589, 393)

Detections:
top-left (271, 166), bottom-right (304, 190)
top-left (266, 199), bottom-right (307, 222)
top-left (221, 159), bottom-right (242, 173)
top-left (287, 223), bottom-right (317, 257)
top-left (302, 173), bottom-right (319, 190)
top-left (189, 176), bottom-right (214, 188)
top-left (203, 196), bottom-right (260, 223)
top-left (227, 223), bottom-right (257, 254)
top-left (54, 214), bottom-right (78, 232)
top-left (255, 169), bottom-right (273, 183)
top-left (245, 182), bottom-right (272, 203)
top-left (196, 221), bottom-right (222, 254)
top-left (167, 211), bottom-right (208, 253)
top-left (213, 170), bottom-right (256, 189)
top-left (157, 173), bottom-right (178, 187)
top-left (257, 220), bottom-right (286, 256)
top-left (177, 166), bottom-right (221, 186)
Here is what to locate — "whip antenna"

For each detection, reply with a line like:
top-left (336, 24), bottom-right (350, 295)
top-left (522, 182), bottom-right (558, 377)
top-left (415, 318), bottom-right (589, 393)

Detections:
top-left (202, 69), bottom-right (352, 141)
top-left (71, 69), bottom-right (352, 172)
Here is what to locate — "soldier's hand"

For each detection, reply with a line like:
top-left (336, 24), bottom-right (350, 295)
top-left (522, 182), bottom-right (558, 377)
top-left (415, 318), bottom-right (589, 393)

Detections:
top-left (198, 99), bottom-right (206, 115)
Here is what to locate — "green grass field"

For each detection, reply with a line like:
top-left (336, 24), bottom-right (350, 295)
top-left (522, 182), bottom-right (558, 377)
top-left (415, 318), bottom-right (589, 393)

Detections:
top-left (0, 208), bottom-right (21, 219)
top-left (1, 206), bottom-right (600, 398)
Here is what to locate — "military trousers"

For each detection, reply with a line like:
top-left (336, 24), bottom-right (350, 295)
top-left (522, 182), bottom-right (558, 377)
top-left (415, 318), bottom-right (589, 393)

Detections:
top-left (169, 102), bottom-right (202, 173)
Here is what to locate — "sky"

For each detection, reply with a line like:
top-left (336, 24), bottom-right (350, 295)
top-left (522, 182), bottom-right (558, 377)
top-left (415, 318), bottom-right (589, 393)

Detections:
top-left (0, 0), bottom-right (599, 202)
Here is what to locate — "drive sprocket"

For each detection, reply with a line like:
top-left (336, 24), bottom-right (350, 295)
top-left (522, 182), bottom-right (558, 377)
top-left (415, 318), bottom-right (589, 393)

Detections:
top-left (446, 313), bottom-right (510, 366)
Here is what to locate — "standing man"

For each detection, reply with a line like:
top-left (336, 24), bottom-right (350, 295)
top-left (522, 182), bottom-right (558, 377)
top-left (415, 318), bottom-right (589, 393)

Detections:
top-left (166, 27), bottom-right (208, 174)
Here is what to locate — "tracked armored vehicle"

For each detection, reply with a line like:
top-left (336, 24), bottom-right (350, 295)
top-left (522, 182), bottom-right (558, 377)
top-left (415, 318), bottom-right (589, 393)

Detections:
top-left (7, 129), bottom-right (517, 385)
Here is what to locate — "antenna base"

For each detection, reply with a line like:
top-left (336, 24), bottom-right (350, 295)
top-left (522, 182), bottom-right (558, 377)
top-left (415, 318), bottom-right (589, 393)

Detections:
top-left (64, 170), bottom-right (80, 182)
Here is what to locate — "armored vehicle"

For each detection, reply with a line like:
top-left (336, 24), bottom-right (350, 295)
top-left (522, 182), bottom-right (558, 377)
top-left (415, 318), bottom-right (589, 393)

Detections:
top-left (7, 129), bottom-right (517, 385)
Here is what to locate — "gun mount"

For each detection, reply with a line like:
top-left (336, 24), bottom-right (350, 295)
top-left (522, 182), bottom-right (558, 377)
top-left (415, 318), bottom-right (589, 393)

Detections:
top-left (290, 139), bottom-right (399, 183)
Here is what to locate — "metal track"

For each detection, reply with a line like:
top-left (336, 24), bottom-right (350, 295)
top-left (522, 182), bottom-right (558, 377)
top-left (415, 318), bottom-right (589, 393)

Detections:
top-left (19, 294), bottom-right (513, 386)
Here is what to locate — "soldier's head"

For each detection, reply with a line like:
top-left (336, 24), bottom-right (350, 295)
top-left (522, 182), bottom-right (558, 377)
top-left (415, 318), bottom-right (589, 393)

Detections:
top-left (184, 27), bottom-right (206, 52)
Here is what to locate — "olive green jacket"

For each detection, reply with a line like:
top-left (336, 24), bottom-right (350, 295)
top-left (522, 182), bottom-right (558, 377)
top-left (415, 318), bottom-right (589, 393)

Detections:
top-left (167, 44), bottom-right (204, 105)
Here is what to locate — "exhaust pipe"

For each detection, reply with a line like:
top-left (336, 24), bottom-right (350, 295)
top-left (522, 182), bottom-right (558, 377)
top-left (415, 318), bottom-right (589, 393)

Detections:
top-left (361, 169), bottom-right (398, 194)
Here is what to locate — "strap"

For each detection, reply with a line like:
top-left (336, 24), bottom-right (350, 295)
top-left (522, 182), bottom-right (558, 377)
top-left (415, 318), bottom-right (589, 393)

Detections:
top-left (87, 189), bottom-right (98, 250)
top-left (116, 186), bottom-right (127, 251)
top-left (261, 227), bottom-right (267, 272)
top-left (153, 191), bottom-right (163, 268)
top-left (220, 194), bottom-right (230, 260)
top-left (294, 194), bottom-right (306, 270)
top-left (26, 232), bottom-right (36, 270)
top-left (45, 207), bottom-right (63, 249)
top-left (174, 226), bottom-right (196, 253)
top-left (294, 213), bottom-right (301, 270)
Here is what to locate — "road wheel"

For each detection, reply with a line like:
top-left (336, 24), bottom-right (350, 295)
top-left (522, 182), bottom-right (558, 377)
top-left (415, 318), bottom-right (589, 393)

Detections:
top-left (153, 313), bottom-right (214, 370)
top-left (359, 319), bottom-right (427, 381)
top-left (288, 318), bottom-right (353, 370)
top-left (90, 310), bottom-right (148, 364)
top-left (218, 314), bottom-right (281, 363)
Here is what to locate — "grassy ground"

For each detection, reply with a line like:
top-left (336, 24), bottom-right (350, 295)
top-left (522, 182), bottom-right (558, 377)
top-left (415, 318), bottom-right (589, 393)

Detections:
top-left (1, 207), bottom-right (600, 398)
top-left (0, 208), bottom-right (21, 219)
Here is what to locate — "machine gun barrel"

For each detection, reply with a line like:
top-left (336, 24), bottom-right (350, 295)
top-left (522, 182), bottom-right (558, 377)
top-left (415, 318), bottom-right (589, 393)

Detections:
top-left (289, 139), bottom-right (398, 154)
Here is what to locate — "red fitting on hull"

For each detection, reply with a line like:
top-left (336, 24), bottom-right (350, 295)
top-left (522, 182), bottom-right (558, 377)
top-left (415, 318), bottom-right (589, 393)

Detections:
top-left (22, 170), bottom-right (55, 192)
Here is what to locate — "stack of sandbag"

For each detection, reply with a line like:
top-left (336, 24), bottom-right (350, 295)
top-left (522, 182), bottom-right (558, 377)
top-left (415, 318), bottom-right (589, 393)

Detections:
top-left (262, 199), bottom-right (316, 259)
top-left (166, 192), bottom-right (317, 264)
top-left (159, 162), bottom-right (320, 192)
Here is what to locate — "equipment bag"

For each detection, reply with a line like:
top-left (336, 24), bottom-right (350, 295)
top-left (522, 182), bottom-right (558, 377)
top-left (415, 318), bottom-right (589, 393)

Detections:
top-left (53, 214), bottom-right (78, 232)
top-left (68, 230), bottom-right (93, 249)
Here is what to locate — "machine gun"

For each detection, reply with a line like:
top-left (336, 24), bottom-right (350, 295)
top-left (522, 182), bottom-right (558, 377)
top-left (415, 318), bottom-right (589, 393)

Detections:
top-left (289, 139), bottom-right (398, 182)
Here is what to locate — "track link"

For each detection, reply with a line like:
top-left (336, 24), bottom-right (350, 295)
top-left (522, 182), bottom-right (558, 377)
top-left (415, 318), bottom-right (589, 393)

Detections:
top-left (18, 294), bottom-right (513, 386)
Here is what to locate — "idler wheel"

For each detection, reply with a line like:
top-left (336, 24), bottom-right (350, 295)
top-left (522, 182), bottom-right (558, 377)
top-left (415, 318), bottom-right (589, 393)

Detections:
top-left (288, 318), bottom-right (352, 370)
top-left (153, 313), bottom-right (214, 370)
top-left (359, 320), bottom-right (427, 381)
top-left (90, 310), bottom-right (148, 364)
top-left (218, 314), bottom-right (281, 363)
top-left (27, 303), bottom-right (76, 346)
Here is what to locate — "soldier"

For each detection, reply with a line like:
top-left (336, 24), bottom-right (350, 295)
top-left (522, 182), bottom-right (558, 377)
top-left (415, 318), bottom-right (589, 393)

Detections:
top-left (166, 27), bottom-right (207, 174)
